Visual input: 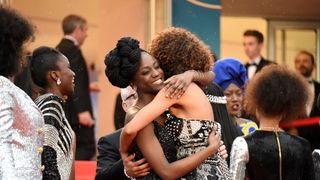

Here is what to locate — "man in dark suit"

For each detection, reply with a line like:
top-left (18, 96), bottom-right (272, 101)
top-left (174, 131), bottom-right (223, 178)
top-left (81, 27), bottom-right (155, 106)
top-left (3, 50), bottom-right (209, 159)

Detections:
top-left (95, 129), bottom-right (151, 180)
top-left (243, 30), bottom-right (273, 80)
top-left (56, 14), bottom-right (95, 160)
top-left (295, 50), bottom-right (320, 150)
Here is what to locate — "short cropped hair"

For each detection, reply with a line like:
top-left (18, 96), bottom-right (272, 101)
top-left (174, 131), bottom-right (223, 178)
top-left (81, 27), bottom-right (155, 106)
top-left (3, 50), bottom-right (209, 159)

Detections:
top-left (245, 65), bottom-right (310, 121)
top-left (243, 30), bottom-right (264, 44)
top-left (62, 14), bottom-right (87, 35)
top-left (0, 7), bottom-right (34, 77)
top-left (149, 27), bottom-right (212, 79)
top-left (30, 46), bottom-right (63, 88)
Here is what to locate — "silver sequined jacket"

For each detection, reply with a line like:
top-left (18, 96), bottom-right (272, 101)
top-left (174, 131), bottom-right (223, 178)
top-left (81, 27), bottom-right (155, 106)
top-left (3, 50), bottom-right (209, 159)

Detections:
top-left (0, 76), bottom-right (44, 180)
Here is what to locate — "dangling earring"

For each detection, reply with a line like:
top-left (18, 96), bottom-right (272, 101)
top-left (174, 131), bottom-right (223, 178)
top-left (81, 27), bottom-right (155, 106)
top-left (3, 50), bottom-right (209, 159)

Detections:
top-left (56, 78), bottom-right (61, 86)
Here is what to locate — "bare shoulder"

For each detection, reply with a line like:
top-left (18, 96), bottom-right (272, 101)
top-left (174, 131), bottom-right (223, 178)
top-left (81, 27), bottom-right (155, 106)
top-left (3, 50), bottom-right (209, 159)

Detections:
top-left (124, 106), bottom-right (140, 125)
top-left (181, 82), bottom-right (205, 97)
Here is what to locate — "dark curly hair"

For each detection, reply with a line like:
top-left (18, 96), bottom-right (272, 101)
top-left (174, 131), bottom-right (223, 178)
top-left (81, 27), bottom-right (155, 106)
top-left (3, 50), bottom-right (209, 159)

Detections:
top-left (30, 46), bottom-right (63, 88)
top-left (245, 65), bottom-right (310, 122)
top-left (149, 27), bottom-right (212, 79)
top-left (104, 37), bottom-right (146, 88)
top-left (0, 6), bottom-right (34, 77)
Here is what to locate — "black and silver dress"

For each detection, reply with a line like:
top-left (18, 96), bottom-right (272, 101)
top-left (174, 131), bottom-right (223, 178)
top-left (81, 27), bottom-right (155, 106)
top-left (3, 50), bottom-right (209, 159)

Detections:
top-left (35, 93), bottom-right (75, 180)
top-left (165, 113), bottom-right (231, 180)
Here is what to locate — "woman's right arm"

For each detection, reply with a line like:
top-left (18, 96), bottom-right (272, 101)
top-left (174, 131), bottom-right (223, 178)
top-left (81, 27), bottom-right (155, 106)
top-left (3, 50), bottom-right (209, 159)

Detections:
top-left (134, 123), bottom-right (220, 179)
top-left (0, 93), bottom-right (16, 179)
top-left (120, 89), bottom-right (178, 154)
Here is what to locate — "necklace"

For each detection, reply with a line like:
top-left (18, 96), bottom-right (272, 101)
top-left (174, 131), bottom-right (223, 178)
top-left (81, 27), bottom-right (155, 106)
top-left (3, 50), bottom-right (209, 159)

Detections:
top-left (258, 126), bottom-right (283, 132)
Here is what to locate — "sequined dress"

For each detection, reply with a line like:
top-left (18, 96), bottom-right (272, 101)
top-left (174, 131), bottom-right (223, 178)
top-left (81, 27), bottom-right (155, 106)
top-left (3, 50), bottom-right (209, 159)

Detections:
top-left (230, 131), bottom-right (315, 180)
top-left (165, 113), bottom-right (231, 180)
top-left (129, 121), bottom-right (177, 180)
top-left (35, 93), bottom-right (75, 180)
top-left (0, 76), bottom-right (44, 180)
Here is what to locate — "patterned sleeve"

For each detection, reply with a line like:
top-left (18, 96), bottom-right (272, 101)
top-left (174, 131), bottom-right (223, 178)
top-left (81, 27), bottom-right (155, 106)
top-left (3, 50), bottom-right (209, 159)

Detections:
top-left (230, 136), bottom-right (249, 180)
top-left (38, 97), bottom-right (64, 179)
top-left (0, 92), bottom-right (17, 179)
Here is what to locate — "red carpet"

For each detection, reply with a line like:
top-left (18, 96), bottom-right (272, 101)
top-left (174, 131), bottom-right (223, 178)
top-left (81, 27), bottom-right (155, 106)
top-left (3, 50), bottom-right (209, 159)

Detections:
top-left (75, 161), bottom-right (96, 180)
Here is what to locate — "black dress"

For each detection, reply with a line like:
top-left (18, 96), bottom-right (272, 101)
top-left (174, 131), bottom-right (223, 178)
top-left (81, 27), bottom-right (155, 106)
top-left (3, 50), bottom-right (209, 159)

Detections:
top-left (129, 121), bottom-right (177, 180)
top-left (230, 131), bottom-right (315, 180)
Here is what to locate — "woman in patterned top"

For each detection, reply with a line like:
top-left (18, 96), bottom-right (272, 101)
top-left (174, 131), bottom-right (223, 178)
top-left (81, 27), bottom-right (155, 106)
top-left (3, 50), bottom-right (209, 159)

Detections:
top-left (30, 46), bottom-right (76, 180)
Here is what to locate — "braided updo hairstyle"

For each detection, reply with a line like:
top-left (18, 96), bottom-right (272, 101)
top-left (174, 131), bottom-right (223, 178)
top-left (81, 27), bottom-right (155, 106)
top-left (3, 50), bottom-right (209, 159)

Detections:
top-left (104, 37), bottom-right (145, 88)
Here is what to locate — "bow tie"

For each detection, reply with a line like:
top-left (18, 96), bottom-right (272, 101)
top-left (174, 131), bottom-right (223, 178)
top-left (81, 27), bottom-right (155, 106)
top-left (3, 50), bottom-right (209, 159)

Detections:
top-left (248, 63), bottom-right (258, 67)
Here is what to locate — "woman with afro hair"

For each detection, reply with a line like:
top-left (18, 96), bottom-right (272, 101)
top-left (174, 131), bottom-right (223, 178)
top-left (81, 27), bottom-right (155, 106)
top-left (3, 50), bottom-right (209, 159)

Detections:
top-left (230, 65), bottom-right (315, 180)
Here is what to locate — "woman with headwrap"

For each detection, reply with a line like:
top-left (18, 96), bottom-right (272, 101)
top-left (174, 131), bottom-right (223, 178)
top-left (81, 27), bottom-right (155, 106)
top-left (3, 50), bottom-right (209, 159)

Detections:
top-left (213, 58), bottom-right (258, 136)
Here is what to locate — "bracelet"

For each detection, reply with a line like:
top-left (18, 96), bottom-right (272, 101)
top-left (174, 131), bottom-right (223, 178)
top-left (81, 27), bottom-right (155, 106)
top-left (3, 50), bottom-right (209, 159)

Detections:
top-left (124, 168), bottom-right (136, 180)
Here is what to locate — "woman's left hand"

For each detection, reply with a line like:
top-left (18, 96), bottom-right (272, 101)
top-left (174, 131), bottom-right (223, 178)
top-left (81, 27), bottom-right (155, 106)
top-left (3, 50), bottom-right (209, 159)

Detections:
top-left (163, 70), bottom-right (193, 99)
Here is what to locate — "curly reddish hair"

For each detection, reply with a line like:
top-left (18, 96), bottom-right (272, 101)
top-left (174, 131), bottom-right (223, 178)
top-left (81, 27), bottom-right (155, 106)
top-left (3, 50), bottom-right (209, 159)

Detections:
top-left (148, 27), bottom-right (213, 79)
top-left (245, 65), bottom-right (311, 122)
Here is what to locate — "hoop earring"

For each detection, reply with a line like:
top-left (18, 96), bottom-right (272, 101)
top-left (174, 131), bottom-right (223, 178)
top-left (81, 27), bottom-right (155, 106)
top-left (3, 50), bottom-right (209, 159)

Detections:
top-left (56, 78), bottom-right (61, 86)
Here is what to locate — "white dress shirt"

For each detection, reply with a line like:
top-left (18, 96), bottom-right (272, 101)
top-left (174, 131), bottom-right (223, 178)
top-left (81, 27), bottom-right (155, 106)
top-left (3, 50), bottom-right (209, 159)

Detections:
top-left (247, 56), bottom-right (261, 80)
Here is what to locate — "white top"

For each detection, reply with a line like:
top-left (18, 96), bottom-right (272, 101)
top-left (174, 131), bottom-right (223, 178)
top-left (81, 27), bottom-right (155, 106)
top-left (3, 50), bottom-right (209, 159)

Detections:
top-left (247, 56), bottom-right (261, 80)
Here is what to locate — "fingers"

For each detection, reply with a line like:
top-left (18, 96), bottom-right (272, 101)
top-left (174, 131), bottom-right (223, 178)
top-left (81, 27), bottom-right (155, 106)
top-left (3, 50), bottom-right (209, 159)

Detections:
top-left (125, 158), bottom-right (151, 178)
top-left (164, 76), bottom-right (174, 86)
top-left (170, 82), bottom-right (186, 99)
top-left (133, 157), bottom-right (146, 166)
top-left (220, 140), bottom-right (224, 145)
top-left (164, 77), bottom-right (177, 91)
top-left (124, 153), bottom-right (135, 162)
top-left (212, 123), bottom-right (218, 132)
top-left (218, 144), bottom-right (228, 159)
top-left (165, 77), bottom-right (184, 98)
top-left (79, 118), bottom-right (95, 127)
top-left (133, 164), bottom-right (151, 177)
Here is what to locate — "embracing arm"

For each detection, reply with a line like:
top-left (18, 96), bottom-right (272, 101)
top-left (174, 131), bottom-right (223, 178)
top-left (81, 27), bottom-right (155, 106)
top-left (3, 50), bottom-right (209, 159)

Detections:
top-left (120, 88), bottom-right (176, 153)
top-left (164, 70), bottom-right (214, 99)
top-left (188, 70), bottom-right (214, 86)
top-left (135, 123), bottom-right (220, 180)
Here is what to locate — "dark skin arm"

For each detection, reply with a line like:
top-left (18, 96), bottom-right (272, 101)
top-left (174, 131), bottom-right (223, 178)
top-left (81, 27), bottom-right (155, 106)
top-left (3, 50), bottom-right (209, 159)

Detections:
top-left (122, 108), bottom-right (220, 180)
top-left (134, 123), bottom-right (220, 180)
top-left (164, 70), bottom-right (214, 99)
